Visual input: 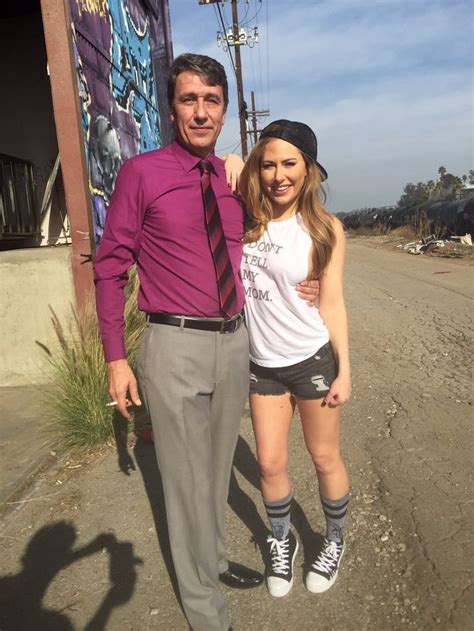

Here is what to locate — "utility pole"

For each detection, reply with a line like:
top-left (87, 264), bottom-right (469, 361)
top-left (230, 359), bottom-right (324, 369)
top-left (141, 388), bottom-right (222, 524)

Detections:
top-left (248, 90), bottom-right (270, 146)
top-left (250, 90), bottom-right (258, 145)
top-left (231, 0), bottom-right (248, 159)
top-left (199, 0), bottom-right (267, 158)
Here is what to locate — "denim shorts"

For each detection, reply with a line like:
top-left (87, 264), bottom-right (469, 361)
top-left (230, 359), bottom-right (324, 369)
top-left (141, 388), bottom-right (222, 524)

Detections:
top-left (249, 342), bottom-right (337, 400)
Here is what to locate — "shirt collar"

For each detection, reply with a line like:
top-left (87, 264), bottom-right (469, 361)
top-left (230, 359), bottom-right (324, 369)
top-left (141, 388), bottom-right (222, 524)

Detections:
top-left (172, 139), bottom-right (221, 176)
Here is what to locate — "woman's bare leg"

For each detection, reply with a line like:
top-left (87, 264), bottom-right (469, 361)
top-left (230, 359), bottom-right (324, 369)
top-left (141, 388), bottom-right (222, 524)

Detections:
top-left (250, 392), bottom-right (299, 597)
top-left (250, 393), bottom-right (295, 500)
top-left (297, 399), bottom-right (349, 499)
top-left (297, 398), bottom-right (349, 592)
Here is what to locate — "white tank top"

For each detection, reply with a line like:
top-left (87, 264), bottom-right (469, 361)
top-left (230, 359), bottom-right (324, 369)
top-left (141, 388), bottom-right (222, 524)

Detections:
top-left (242, 213), bottom-right (329, 367)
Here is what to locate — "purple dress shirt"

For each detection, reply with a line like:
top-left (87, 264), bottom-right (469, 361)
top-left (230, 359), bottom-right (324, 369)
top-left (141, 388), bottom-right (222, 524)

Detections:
top-left (94, 140), bottom-right (246, 362)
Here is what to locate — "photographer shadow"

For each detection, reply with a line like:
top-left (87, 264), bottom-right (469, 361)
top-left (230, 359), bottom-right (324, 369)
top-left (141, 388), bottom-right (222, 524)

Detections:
top-left (0, 521), bottom-right (141, 631)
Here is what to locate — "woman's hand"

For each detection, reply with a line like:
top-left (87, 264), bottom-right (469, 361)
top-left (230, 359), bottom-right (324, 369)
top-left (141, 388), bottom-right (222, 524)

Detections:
top-left (222, 153), bottom-right (245, 193)
top-left (296, 279), bottom-right (320, 306)
top-left (323, 374), bottom-right (351, 408)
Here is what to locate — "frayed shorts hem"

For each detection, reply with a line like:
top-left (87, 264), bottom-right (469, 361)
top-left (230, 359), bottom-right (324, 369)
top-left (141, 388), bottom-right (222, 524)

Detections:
top-left (249, 342), bottom-right (337, 400)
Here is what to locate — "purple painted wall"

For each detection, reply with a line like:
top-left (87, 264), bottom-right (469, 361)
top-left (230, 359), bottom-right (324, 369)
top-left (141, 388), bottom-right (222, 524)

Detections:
top-left (69, 0), bottom-right (172, 242)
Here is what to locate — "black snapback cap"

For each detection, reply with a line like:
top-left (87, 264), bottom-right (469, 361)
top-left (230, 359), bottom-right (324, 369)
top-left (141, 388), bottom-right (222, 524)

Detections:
top-left (259, 119), bottom-right (328, 181)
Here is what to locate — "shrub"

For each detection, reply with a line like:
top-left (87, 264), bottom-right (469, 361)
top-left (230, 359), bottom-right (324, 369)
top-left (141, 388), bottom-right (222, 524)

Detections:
top-left (40, 269), bottom-right (145, 448)
top-left (410, 212), bottom-right (446, 240)
top-left (389, 225), bottom-right (417, 240)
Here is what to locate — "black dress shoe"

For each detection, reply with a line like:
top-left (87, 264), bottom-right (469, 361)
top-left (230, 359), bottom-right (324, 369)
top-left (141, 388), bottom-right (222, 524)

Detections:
top-left (219, 561), bottom-right (263, 589)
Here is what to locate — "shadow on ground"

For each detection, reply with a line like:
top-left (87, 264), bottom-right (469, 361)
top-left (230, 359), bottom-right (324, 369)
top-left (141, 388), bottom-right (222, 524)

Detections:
top-left (0, 520), bottom-right (142, 631)
top-left (113, 404), bottom-right (321, 602)
top-left (231, 436), bottom-right (324, 571)
top-left (113, 411), bottom-right (183, 615)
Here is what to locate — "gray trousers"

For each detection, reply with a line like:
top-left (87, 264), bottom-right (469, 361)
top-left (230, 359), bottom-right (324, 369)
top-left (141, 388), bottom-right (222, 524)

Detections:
top-left (137, 320), bottom-right (249, 631)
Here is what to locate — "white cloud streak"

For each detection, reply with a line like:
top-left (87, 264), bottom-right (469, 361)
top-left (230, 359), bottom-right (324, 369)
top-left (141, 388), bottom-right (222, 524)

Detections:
top-left (169, 0), bottom-right (473, 210)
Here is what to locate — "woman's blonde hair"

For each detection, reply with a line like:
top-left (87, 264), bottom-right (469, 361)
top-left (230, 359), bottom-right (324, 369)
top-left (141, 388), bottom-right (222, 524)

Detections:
top-left (239, 138), bottom-right (336, 278)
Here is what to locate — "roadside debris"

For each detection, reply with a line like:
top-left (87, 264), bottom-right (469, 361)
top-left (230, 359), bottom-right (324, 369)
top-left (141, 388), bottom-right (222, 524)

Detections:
top-left (451, 234), bottom-right (472, 245)
top-left (398, 233), bottom-right (472, 255)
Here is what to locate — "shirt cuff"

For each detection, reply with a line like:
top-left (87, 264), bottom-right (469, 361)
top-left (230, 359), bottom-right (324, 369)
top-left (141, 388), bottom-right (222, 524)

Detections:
top-left (102, 338), bottom-right (127, 363)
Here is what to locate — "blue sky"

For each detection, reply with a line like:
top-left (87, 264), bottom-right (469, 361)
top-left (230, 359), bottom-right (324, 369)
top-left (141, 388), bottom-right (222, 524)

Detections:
top-left (169, 0), bottom-right (473, 212)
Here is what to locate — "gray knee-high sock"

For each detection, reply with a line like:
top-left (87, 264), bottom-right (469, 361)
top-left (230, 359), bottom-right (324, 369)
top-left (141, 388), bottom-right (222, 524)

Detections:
top-left (264, 490), bottom-right (293, 540)
top-left (320, 493), bottom-right (350, 543)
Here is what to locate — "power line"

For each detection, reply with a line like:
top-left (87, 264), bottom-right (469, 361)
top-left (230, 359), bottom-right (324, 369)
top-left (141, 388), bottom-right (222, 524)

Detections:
top-left (212, 3), bottom-right (237, 79)
top-left (218, 138), bottom-right (244, 153)
top-left (240, 0), bottom-right (263, 28)
top-left (200, 0), bottom-right (270, 158)
top-left (239, 0), bottom-right (251, 26)
top-left (247, 37), bottom-right (257, 98)
top-left (265, 0), bottom-right (270, 111)
top-left (256, 26), bottom-right (265, 109)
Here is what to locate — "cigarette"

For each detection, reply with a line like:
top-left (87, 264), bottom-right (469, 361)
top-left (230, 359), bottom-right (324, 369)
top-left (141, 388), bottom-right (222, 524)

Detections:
top-left (106, 401), bottom-right (118, 407)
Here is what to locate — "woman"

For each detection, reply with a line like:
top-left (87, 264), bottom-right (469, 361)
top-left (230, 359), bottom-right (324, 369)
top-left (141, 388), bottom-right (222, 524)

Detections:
top-left (239, 120), bottom-right (351, 597)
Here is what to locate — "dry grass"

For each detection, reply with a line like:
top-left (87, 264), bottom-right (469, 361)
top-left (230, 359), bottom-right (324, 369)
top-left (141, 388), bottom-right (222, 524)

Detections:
top-left (389, 225), bottom-right (417, 240)
top-left (425, 241), bottom-right (474, 261)
top-left (410, 214), bottom-right (446, 240)
top-left (39, 269), bottom-right (145, 448)
top-left (350, 221), bottom-right (447, 241)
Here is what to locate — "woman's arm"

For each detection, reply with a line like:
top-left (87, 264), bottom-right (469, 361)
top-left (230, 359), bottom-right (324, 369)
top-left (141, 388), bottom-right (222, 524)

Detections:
top-left (219, 153), bottom-right (245, 193)
top-left (318, 217), bottom-right (351, 407)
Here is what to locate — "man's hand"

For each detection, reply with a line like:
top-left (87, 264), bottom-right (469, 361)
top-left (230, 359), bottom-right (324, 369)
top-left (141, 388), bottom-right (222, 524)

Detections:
top-left (107, 359), bottom-right (142, 419)
top-left (296, 279), bottom-right (320, 306)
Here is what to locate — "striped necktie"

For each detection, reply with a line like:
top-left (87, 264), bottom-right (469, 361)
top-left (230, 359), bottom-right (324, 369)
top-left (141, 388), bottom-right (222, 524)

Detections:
top-left (199, 159), bottom-right (238, 317)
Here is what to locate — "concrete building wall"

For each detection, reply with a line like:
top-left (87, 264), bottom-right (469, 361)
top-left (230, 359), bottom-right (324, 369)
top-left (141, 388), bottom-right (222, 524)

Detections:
top-left (0, 9), bottom-right (58, 214)
top-left (1, 246), bottom-right (76, 386)
top-left (0, 0), bottom-right (174, 386)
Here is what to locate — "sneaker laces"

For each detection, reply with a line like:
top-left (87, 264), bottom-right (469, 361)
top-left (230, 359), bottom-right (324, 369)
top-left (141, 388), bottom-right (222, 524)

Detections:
top-left (268, 536), bottom-right (290, 575)
top-left (311, 540), bottom-right (341, 575)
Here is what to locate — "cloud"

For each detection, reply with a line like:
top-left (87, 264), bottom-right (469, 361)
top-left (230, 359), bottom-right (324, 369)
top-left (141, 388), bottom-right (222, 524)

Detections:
top-left (169, 0), bottom-right (473, 210)
top-left (287, 81), bottom-right (470, 209)
top-left (263, 1), bottom-right (471, 91)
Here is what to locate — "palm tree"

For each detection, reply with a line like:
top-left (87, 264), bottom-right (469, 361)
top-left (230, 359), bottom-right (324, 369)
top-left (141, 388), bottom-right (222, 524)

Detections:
top-left (426, 180), bottom-right (435, 198)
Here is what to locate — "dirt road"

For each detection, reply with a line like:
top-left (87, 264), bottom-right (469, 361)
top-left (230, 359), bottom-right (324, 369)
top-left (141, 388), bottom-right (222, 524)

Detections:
top-left (1, 238), bottom-right (473, 630)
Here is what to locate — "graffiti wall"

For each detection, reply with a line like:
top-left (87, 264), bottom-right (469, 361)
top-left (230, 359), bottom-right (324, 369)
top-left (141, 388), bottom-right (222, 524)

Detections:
top-left (70, 0), bottom-right (172, 242)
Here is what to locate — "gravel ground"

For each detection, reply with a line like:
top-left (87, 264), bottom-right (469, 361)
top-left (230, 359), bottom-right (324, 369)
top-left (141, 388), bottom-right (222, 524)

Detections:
top-left (1, 237), bottom-right (473, 630)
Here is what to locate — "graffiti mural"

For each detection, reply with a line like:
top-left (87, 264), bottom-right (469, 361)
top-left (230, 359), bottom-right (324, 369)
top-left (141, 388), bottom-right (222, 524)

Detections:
top-left (70, 0), bottom-right (168, 242)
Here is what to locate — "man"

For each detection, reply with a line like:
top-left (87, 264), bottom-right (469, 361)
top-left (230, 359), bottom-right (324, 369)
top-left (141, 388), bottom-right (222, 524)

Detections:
top-left (95, 53), bottom-right (316, 631)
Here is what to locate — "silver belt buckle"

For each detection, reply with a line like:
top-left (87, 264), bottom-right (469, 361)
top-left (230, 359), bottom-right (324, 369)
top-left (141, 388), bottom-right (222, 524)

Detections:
top-left (220, 318), bottom-right (229, 334)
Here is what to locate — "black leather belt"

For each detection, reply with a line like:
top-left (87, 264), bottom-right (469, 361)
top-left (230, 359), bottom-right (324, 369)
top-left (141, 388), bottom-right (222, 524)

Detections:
top-left (147, 311), bottom-right (244, 333)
